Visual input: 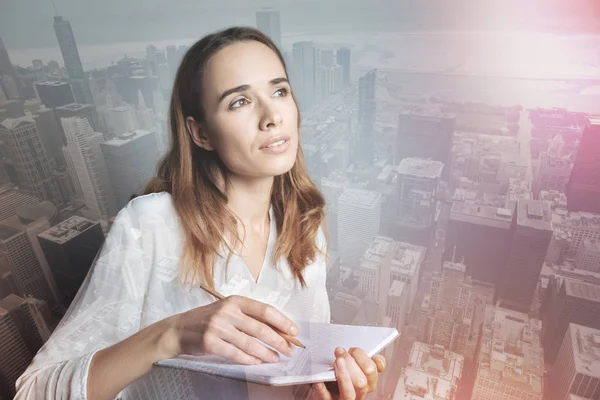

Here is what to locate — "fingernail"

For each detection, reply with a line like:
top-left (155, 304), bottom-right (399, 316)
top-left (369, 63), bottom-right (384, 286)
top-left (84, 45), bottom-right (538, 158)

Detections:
top-left (272, 354), bottom-right (280, 363)
top-left (288, 345), bottom-right (296, 357)
top-left (290, 325), bottom-right (298, 335)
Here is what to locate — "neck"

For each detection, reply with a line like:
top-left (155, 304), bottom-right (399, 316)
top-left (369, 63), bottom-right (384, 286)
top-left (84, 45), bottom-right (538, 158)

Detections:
top-left (226, 174), bottom-right (274, 233)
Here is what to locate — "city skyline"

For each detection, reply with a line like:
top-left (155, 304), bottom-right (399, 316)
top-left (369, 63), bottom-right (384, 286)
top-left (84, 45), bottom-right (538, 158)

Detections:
top-left (2, 2), bottom-right (600, 399)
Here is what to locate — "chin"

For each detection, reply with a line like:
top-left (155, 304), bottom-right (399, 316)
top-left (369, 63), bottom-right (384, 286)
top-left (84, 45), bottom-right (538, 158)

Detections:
top-left (265, 160), bottom-right (296, 177)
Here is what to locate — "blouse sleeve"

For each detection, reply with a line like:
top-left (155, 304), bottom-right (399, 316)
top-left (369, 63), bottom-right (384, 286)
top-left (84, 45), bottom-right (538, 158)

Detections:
top-left (14, 204), bottom-right (151, 400)
top-left (312, 225), bottom-right (331, 324)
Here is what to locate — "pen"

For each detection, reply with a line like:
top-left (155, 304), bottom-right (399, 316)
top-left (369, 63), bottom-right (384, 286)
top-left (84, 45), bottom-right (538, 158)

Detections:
top-left (199, 283), bottom-right (306, 349)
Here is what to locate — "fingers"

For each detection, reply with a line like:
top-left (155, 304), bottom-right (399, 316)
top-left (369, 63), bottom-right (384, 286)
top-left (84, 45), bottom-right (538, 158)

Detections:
top-left (211, 336), bottom-right (263, 365)
top-left (312, 382), bottom-right (334, 400)
top-left (235, 296), bottom-right (299, 337)
top-left (334, 355), bottom-right (356, 400)
top-left (339, 349), bottom-right (369, 399)
top-left (219, 327), bottom-right (284, 364)
top-left (348, 348), bottom-right (379, 393)
top-left (372, 354), bottom-right (386, 373)
top-left (233, 311), bottom-right (296, 358)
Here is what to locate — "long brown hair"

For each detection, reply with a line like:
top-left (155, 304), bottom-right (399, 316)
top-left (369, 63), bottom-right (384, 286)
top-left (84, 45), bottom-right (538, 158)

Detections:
top-left (145, 26), bottom-right (327, 289)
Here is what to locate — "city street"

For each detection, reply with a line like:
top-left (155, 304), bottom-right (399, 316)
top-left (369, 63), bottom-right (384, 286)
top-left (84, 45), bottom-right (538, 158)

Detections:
top-left (382, 201), bottom-right (451, 397)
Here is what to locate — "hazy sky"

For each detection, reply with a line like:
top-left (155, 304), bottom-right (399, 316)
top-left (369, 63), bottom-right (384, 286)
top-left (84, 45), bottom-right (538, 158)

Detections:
top-left (1, 0), bottom-right (599, 50)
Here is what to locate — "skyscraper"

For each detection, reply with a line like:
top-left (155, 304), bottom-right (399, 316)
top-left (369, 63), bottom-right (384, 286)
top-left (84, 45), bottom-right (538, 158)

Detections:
top-left (0, 225), bottom-right (57, 309)
top-left (542, 278), bottom-right (600, 364)
top-left (38, 216), bottom-right (105, 307)
top-left (422, 262), bottom-right (495, 363)
top-left (100, 130), bottom-right (160, 209)
top-left (34, 107), bottom-right (67, 166)
top-left (396, 110), bottom-right (455, 179)
top-left (166, 45), bottom-right (179, 77)
top-left (292, 41), bottom-right (315, 111)
top-left (548, 323), bottom-right (600, 400)
top-left (0, 215), bottom-right (62, 309)
top-left (35, 81), bottom-right (75, 109)
top-left (395, 342), bottom-right (464, 400)
top-left (55, 103), bottom-right (100, 133)
top-left (499, 199), bottom-right (552, 313)
top-left (357, 69), bottom-right (376, 163)
top-left (53, 16), bottom-right (93, 104)
top-left (566, 118), bottom-right (600, 213)
top-left (444, 202), bottom-right (513, 285)
top-left (533, 152), bottom-right (571, 198)
top-left (256, 8), bottom-right (282, 50)
top-left (0, 295), bottom-right (45, 399)
top-left (0, 37), bottom-right (23, 99)
top-left (336, 47), bottom-right (351, 86)
top-left (61, 117), bottom-right (116, 219)
top-left (395, 158), bottom-right (443, 245)
top-left (337, 188), bottom-right (381, 269)
top-left (471, 306), bottom-right (544, 400)
top-left (0, 118), bottom-right (63, 206)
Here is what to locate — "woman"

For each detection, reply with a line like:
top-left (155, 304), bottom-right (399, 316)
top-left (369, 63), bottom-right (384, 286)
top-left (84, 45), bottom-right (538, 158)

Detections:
top-left (15, 27), bottom-right (386, 400)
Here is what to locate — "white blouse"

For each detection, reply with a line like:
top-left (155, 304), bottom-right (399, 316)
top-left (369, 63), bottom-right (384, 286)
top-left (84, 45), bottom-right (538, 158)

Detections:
top-left (15, 192), bottom-right (331, 400)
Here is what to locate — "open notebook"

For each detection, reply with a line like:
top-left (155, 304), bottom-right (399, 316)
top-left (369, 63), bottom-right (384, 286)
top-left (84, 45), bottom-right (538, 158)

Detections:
top-left (154, 322), bottom-right (399, 386)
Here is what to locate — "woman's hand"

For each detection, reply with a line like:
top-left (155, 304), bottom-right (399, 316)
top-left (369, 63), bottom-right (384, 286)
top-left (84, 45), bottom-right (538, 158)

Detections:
top-left (311, 347), bottom-right (386, 400)
top-left (161, 295), bottom-right (299, 365)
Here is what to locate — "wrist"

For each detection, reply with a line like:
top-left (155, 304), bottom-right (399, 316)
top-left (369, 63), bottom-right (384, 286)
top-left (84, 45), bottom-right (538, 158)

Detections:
top-left (155, 314), bottom-right (182, 360)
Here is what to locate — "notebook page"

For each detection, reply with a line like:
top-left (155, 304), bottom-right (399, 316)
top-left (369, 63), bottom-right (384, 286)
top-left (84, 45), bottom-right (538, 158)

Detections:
top-left (154, 322), bottom-right (399, 386)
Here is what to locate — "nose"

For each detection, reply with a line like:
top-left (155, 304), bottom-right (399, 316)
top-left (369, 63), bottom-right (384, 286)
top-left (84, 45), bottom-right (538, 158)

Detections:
top-left (259, 100), bottom-right (282, 131)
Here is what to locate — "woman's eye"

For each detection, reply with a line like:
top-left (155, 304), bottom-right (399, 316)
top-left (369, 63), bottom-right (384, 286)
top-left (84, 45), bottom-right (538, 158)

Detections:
top-left (231, 98), bottom-right (248, 108)
top-left (274, 88), bottom-right (289, 97)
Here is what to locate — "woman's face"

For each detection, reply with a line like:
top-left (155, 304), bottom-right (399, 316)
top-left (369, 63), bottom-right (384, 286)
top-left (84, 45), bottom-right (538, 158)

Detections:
top-left (191, 40), bottom-right (299, 180)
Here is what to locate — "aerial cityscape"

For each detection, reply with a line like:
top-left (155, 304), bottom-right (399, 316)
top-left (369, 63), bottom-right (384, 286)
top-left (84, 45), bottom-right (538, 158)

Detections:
top-left (1, 1), bottom-right (600, 399)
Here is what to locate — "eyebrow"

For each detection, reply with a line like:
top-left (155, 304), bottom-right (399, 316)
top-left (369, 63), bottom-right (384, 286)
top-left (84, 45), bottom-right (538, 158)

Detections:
top-left (218, 77), bottom-right (289, 105)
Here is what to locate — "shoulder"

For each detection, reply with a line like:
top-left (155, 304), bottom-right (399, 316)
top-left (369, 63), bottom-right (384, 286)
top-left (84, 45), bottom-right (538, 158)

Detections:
top-left (316, 223), bottom-right (327, 253)
top-left (119, 192), bottom-right (176, 223)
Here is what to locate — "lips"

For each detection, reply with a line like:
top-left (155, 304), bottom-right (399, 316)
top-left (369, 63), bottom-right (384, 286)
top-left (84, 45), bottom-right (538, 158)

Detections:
top-left (259, 135), bottom-right (291, 149)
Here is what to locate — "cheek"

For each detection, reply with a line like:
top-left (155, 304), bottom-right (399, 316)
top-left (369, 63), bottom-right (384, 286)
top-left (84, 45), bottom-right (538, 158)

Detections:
top-left (213, 130), bottom-right (255, 165)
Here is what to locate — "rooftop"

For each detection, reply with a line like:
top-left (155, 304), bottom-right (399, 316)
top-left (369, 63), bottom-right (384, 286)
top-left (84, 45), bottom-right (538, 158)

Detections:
top-left (569, 395), bottom-right (592, 400)
top-left (338, 188), bottom-right (381, 209)
top-left (390, 280), bottom-right (407, 297)
top-left (360, 237), bottom-right (426, 278)
top-left (36, 81), bottom-right (69, 87)
top-left (392, 242), bottom-right (427, 277)
top-left (107, 105), bottom-right (134, 112)
top-left (0, 186), bottom-right (40, 221)
top-left (583, 239), bottom-right (600, 252)
top-left (515, 199), bottom-right (553, 231)
top-left (16, 200), bottom-right (57, 223)
top-left (397, 342), bottom-right (463, 400)
top-left (38, 216), bottom-right (98, 244)
top-left (475, 306), bottom-right (544, 395)
top-left (564, 279), bottom-right (600, 303)
top-left (0, 294), bottom-right (25, 310)
top-left (443, 261), bottom-right (466, 274)
top-left (361, 236), bottom-right (395, 266)
top-left (570, 323), bottom-right (600, 378)
top-left (398, 108), bottom-right (454, 120)
top-left (0, 116), bottom-right (36, 130)
top-left (56, 103), bottom-right (90, 112)
top-left (450, 202), bottom-right (513, 230)
top-left (397, 158), bottom-right (444, 179)
top-left (102, 129), bottom-right (154, 146)
top-left (0, 225), bottom-right (21, 241)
